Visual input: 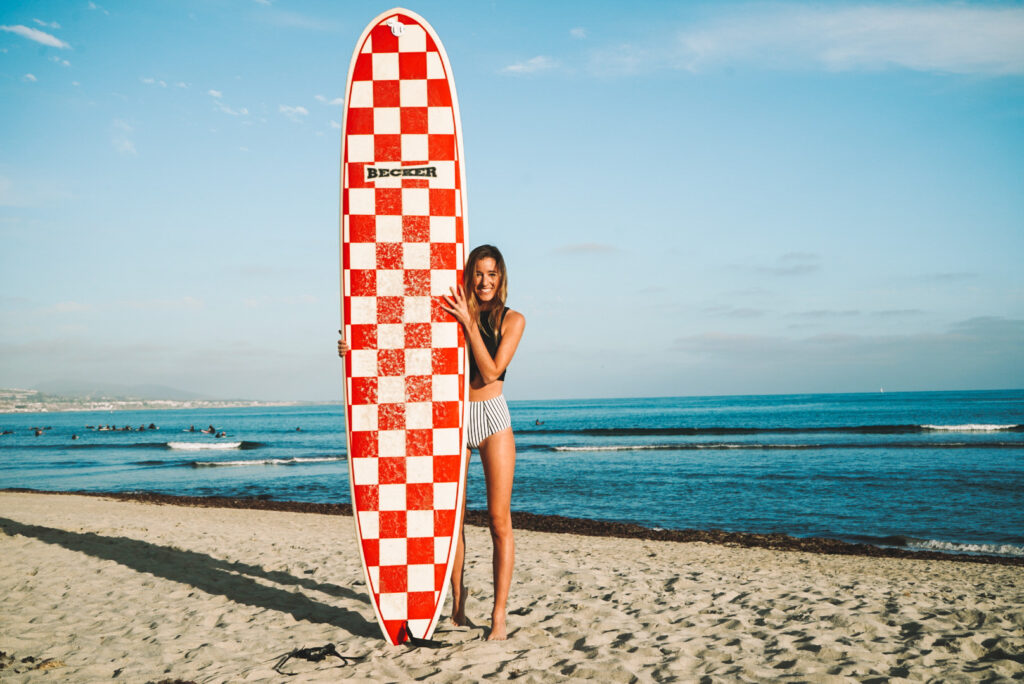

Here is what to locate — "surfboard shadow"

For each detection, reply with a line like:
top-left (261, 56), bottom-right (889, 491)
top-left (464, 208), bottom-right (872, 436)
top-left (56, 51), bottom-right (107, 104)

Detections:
top-left (0, 516), bottom-right (379, 639)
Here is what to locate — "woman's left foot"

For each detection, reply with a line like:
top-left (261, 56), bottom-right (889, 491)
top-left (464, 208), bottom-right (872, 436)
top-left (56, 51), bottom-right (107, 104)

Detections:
top-left (486, 614), bottom-right (508, 641)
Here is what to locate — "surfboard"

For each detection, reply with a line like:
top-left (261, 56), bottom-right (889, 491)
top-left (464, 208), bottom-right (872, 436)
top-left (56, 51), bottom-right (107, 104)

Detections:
top-left (338, 8), bottom-right (468, 645)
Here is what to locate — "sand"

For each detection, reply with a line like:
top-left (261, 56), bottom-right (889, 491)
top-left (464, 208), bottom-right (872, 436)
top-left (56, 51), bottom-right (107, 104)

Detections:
top-left (1, 491), bottom-right (1022, 682)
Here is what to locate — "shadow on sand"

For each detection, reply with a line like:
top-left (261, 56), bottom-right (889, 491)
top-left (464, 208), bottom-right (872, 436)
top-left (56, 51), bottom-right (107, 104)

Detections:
top-left (0, 516), bottom-right (379, 640)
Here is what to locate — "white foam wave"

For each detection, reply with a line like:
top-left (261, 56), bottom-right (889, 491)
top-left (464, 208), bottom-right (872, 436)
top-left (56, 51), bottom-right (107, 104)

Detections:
top-left (908, 539), bottom-right (1024, 558)
top-left (922, 424), bottom-right (1017, 431)
top-left (167, 441), bottom-right (242, 451)
top-left (557, 446), bottom-right (675, 450)
top-left (552, 443), bottom-right (800, 452)
top-left (192, 456), bottom-right (344, 468)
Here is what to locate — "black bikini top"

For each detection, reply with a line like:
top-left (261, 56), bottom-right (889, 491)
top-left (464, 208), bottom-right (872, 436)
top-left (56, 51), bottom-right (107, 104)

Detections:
top-left (470, 307), bottom-right (509, 382)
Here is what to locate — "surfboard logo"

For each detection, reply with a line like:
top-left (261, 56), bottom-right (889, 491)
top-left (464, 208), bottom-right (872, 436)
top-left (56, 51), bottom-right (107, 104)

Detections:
top-left (385, 17), bottom-right (405, 36)
top-left (365, 165), bottom-right (438, 180)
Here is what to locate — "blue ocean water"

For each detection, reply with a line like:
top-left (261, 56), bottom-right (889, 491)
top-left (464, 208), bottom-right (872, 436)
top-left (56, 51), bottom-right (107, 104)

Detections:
top-left (2, 390), bottom-right (1022, 557)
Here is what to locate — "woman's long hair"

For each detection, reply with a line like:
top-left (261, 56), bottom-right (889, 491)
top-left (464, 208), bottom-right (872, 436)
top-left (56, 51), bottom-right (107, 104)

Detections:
top-left (463, 244), bottom-right (508, 332)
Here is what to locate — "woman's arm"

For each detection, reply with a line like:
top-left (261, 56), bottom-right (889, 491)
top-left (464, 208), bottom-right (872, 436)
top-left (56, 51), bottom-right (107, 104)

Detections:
top-left (441, 287), bottom-right (525, 384)
top-left (337, 330), bottom-right (349, 357)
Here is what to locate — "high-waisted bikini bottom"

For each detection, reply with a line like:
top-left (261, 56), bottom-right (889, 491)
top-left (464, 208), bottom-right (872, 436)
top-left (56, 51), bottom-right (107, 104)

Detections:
top-left (466, 394), bottom-right (511, 449)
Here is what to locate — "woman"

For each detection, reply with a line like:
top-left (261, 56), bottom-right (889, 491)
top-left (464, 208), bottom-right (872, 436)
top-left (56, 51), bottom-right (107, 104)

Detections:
top-left (440, 244), bottom-right (524, 641)
top-left (338, 244), bottom-right (524, 641)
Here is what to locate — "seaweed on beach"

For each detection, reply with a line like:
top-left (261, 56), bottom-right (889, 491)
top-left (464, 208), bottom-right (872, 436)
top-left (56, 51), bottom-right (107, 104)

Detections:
top-left (0, 652), bottom-right (66, 674)
top-left (5, 487), bottom-right (1022, 567)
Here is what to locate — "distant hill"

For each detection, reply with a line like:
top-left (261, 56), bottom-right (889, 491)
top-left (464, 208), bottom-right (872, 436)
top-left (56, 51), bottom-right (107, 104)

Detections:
top-left (31, 381), bottom-right (207, 401)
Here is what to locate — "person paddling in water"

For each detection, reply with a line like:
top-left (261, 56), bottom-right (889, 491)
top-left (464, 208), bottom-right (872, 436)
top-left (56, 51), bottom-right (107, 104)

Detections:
top-left (337, 244), bottom-right (524, 641)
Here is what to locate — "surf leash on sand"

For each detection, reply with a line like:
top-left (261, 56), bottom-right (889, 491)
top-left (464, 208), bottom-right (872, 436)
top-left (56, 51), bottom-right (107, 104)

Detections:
top-left (272, 644), bottom-right (364, 675)
top-left (397, 621), bottom-right (444, 649)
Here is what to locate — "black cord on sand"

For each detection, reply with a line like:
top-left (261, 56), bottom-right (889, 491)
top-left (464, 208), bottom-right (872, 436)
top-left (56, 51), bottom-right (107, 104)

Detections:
top-left (272, 621), bottom-right (442, 674)
top-left (272, 644), bottom-right (364, 675)
top-left (398, 621), bottom-right (444, 649)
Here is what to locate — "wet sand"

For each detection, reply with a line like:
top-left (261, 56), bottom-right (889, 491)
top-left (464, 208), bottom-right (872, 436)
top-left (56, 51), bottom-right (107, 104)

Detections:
top-left (1, 490), bottom-right (1022, 682)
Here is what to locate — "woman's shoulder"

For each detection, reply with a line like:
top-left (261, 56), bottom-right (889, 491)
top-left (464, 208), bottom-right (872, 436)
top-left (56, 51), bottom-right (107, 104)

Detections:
top-left (502, 307), bottom-right (525, 330)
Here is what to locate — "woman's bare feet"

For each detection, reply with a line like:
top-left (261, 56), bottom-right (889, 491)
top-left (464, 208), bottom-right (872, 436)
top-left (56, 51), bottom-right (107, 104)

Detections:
top-left (450, 585), bottom-right (468, 627)
top-left (487, 612), bottom-right (508, 641)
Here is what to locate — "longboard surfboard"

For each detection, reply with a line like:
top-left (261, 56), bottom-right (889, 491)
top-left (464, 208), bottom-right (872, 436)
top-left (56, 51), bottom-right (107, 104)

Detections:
top-left (339, 8), bottom-right (468, 645)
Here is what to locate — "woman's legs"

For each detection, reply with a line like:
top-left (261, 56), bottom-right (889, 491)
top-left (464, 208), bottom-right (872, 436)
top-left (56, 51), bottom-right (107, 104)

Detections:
top-left (479, 427), bottom-right (516, 640)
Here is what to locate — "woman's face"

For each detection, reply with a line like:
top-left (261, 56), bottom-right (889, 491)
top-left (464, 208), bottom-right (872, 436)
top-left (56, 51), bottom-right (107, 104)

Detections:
top-left (472, 257), bottom-right (500, 303)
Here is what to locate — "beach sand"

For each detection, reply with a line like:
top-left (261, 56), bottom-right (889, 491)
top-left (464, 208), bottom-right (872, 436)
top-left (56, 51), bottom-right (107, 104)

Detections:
top-left (1, 491), bottom-right (1022, 682)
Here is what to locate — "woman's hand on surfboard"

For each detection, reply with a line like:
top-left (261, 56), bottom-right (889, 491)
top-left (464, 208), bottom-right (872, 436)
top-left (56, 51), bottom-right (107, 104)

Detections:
top-left (337, 332), bottom-right (349, 358)
top-left (440, 286), bottom-right (472, 328)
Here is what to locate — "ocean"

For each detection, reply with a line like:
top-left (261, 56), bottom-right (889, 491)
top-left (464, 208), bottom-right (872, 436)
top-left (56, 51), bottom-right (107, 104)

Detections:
top-left (2, 390), bottom-right (1022, 557)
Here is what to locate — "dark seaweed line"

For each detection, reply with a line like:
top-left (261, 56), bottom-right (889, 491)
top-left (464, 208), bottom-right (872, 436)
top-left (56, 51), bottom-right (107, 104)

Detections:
top-left (3, 488), bottom-right (1020, 567)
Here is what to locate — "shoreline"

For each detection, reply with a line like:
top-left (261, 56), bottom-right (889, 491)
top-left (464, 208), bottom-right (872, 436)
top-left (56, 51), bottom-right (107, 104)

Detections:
top-left (5, 487), bottom-right (1020, 567)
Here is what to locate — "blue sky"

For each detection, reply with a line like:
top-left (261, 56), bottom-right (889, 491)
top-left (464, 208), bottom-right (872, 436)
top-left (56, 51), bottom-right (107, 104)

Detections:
top-left (1, 0), bottom-right (1022, 401)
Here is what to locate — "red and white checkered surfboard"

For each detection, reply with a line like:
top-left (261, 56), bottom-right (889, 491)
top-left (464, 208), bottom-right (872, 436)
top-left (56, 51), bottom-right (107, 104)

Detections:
top-left (338, 8), bottom-right (468, 645)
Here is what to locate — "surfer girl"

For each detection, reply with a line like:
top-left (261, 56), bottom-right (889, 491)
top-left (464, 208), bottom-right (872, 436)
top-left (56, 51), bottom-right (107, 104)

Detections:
top-left (337, 244), bottom-right (525, 641)
top-left (439, 244), bottom-right (525, 641)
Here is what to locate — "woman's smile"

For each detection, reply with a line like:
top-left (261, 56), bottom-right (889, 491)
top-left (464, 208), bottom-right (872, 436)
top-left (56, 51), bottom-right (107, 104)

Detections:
top-left (474, 257), bottom-right (499, 302)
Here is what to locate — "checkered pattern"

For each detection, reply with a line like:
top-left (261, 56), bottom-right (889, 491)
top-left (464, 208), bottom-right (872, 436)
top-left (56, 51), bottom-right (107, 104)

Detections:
top-left (341, 11), bottom-right (467, 646)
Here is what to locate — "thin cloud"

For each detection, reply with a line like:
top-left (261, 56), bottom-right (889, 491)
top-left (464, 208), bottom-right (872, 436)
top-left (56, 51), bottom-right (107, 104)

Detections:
top-left (503, 56), bottom-right (556, 74)
top-left (244, 294), bottom-right (316, 309)
top-left (590, 4), bottom-right (1024, 76)
top-left (33, 19), bottom-right (60, 29)
top-left (684, 4), bottom-right (1024, 74)
top-left (122, 296), bottom-right (205, 311)
top-left (920, 271), bottom-right (978, 283)
top-left (279, 105), bottom-right (309, 122)
top-left (315, 94), bottom-right (344, 105)
top-left (255, 10), bottom-right (339, 32)
top-left (215, 102), bottom-right (248, 116)
top-left (553, 242), bottom-right (620, 255)
top-left (872, 309), bottom-right (926, 318)
top-left (47, 301), bottom-right (93, 314)
top-left (570, 27), bottom-right (587, 39)
top-left (703, 305), bottom-right (765, 318)
top-left (111, 119), bottom-right (136, 155)
top-left (1, 24), bottom-right (70, 49)
top-left (208, 90), bottom-right (248, 116)
top-left (23, 73), bottom-right (37, 82)
top-left (792, 309), bottom-right (860, 319)
top-left (744, 252), bottom-right (821, 277)
top-left (671, 316), bottom-right (1024, 390)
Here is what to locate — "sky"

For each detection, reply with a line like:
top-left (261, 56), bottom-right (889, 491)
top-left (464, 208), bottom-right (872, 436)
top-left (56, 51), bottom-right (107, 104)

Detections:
top-left (1, 0), bottom-right (1022, 401)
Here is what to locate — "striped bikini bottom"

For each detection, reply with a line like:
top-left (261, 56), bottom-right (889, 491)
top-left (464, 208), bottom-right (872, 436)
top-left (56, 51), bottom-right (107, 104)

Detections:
top-left (466, 394), bottom-right (512, 449)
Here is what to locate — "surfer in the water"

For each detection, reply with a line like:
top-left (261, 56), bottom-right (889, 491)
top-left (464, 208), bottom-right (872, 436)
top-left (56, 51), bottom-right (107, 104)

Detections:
top-left (440, 244), bottom-right (525, 641)
top-left (336, 244), bottom-right (525, 641)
